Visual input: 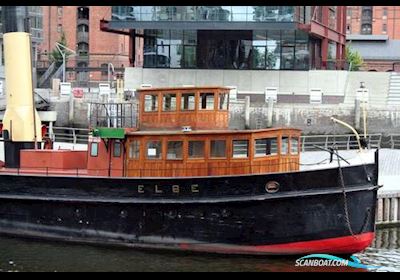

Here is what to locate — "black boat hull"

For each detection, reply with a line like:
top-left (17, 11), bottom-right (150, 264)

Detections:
top-left (0, 160), bottom-right (379, 255)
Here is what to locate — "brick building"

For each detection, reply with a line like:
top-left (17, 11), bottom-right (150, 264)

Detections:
top-left (38, 6), bottom-right (130, 87)
top-left (346, 6), bottom-right (400, 71)
top-left (347, 6), bottom-right (400, 39)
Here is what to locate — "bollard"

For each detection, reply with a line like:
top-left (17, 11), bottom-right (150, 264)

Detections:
top-left (383, 197), bottom-right (391, 223)
top-left (354, 99), bottom-right (361, 130)
top-left (377, 198), bottom-right (384, 223)
top-left (390, 197), bottom-right (398, 222)
top-left (267, 97), bottom-right (274, 128)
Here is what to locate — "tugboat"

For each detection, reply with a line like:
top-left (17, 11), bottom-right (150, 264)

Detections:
top-left (0, 32), bottom-right (379, 255)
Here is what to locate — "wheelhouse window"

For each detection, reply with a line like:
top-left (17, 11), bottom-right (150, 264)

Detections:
top-left (219, 93), bottom-right (228, 110)
top-left (147, 140), bottom-right (162, 159)
top-left (210, 140), bottom-right (226, 158)
top-left (167, 141), bottom-right (183, 159)
top-left (290, 137), bottom-right (299, 154)
top-left (281, 137), bottom-right (289, 155)
top-left (199, 92), bottom-right (214, 110)
top-left (144, 94), bottom-right (158, 112)
top-left (162, 93), bottom-right (177, 111)
top-left (255, 138), bottom-right (278, 156)
top-left (129, 140), bottom-right (140, 159)
top-left (113, 141), bottom-right (121, 157)
top-left (232, 140), bottom-right (249, 158)
top-left (181, 93), bottom-right (195, 110)
top-left (188, 141), bottom-right (205, 159)
top-left (90, 142), bottom-right (98, 157)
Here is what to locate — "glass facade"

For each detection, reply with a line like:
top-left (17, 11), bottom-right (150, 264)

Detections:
top-left (143, 29), bottom-right (310, 70)
top-left (112, 6), bottom-right (298, 22)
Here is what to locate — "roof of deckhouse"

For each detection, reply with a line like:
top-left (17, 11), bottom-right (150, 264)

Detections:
top-left (126, 127), bottom-right (301, 136)
top-left (137, 86), bottom-right (231, 92)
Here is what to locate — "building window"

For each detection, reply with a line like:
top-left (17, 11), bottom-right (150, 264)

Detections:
top-left (328, 6), bottom-right (337, 30)
top-left (181, 93), bottom-right (195, 110)
top-left (77, 7), bottom-right (89, 20)
top-left (162, 93), bottom-right (177, 111)
top-left (188, 141), bottom-right (205, 159)
top-left (383, 7), bottom-right (388, 17)
top-left (57, 24), bottom-right (62, 33)
top-left (210, 140), bottom-right (226, 158)
top-left (199, 93), bottom-right (214, 110)
top-left (281, 137), bottom-right (289, 155)
top-left (383, 23), bottom-right (387, 33)
top-left (232, 140), bottom-right (249, 158)
top-left (144, 94), bottom-right (158, 112)
top-left (129, 140), bottom-right (140, 159)
top-left (113, 141), bottom-right (121, 157)
top-left (146, 140), bottom-right (162, 159)
top-left (100, 63), bottom-right (108, 77)
top-left (167, 141), bottom-right (183, 159)
top-left (77, 42), bottom-right (89, 56)
top-left (255, 138), bottom-right (278, 156)
top-left (90, 142), bottom-right (98, 157)
top-left (57, 6), bottom-right (63, 17)
top-left (361, 23), bottom-right (372, 34)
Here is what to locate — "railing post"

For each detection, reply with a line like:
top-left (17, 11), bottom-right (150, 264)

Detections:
top-left (347, 135), bottom-right (351, 150)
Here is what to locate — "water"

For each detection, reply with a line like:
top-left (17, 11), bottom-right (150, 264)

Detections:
top-left (0, 227), bottom-right (399, 272)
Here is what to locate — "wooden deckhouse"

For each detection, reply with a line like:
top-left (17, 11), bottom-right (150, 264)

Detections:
top-left (86, 86), bottom-right (301, 177)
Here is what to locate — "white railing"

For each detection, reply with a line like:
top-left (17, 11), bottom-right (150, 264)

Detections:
top-left (300, 133), bottom-right (382, 152)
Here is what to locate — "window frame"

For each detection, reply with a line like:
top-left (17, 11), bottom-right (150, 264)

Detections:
top-left (146, 140), bottom-right (163, 160)
top-left (166, 140), bottom-right (184, 160)
top-left (144, 93), bottom-right (159, 112)
top-left (90, 142), bottom-right (99, 157)
top-left (209, 139), bottom-right (227, 159)
top-left (128, 140), bottom-right (140, 160)
top-left (232, 139), bottom-right (249, 159)
top-left (113, 141), bottom-right (122, 158)
top-left (188, 140), bottom-right (205, 159)
top-left (254, 137), bottom-right (278, 157)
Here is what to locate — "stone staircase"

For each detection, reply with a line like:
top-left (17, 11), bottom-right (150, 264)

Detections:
top-left (387, 72), bottom-right (400, 106)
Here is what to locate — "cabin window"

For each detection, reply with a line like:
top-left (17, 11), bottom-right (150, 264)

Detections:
top-left (181, 93), bottom-right (195, 111)
top-left (146, 140), bottom-right (162, 159)
top-left (188, 141), bottom-right (205, 159)
top-left (291, 137), bottom-right (299, 154)
top-left (210, 140), bottom-right (226, 158)
top-left (167, 141), bottom-right (183, 160)
top-left (113, 141), bottom-right (121, 157)
top-left (199, 93), bottom-right (214, 110)
top-left (255, 138), bottom-right (278, 156)
top-left (281, 137), bottom-right (289, 155)
top-left (129, 140), bottom-right (140, 159)
top-left (232, 140), bottom-right (249, 158)
top-left (163, 93), bottom-right (177, 111)
top-left (144, 94), bottom-right (158, 112)
top-left (90, 142), bottom-right (98, 157)
top-left (219, 93), bottom-right (228, 110)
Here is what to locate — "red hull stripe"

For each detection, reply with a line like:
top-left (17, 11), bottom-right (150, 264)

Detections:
top-left (179, 232), bottom-right (375, 255)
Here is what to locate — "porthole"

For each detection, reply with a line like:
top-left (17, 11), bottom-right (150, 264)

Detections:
top-left (265, 181), bottom-right (280, 193)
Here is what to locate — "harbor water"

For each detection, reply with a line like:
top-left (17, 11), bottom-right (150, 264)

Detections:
top-left (0, 227), bottom-right (399, 272)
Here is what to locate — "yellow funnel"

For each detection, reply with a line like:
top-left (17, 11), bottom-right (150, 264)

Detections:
top-left (2, 32), bottom-right (42, 142)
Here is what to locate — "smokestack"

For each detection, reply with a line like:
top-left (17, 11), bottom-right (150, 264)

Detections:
top-left (2, 32), bottom-right (42, 168)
